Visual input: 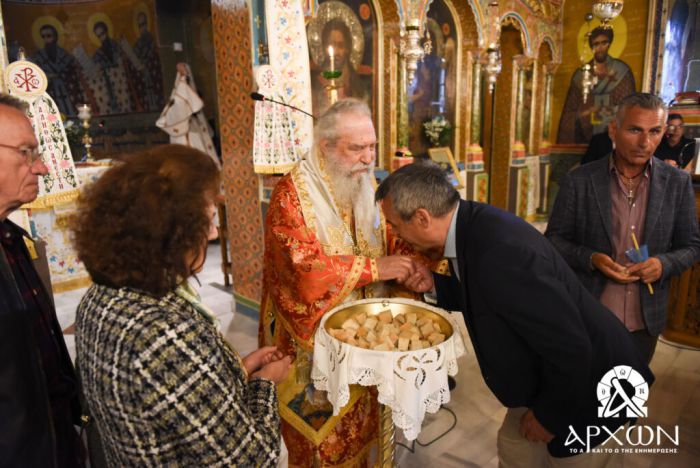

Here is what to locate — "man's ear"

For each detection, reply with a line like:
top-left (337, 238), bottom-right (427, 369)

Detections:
top-left (413, 208), bottom-right (431, 228)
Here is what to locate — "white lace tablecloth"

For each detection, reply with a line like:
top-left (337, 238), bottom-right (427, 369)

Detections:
top-left (311, 298), bottom-right (467, 440)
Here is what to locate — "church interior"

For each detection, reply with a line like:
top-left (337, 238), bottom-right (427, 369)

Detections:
top-left (2, 0), bottom-right (700, 466)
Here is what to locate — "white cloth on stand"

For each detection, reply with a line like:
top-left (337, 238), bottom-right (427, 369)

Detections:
top-left (157, 65), bottom-right (220, 168)
top-left (311, 298), bottom-right (467, 441)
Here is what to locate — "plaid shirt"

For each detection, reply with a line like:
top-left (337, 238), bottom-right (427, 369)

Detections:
top-left (0, 220), bottom-right (83, 466)
top-left (76, 284), bottom-right (281, 467)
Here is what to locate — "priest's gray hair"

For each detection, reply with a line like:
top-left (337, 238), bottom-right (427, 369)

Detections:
top-left (314, 98), bottom-right (372, 147)
top-left (376, 162), bottom-right (460, 221)
top-left (615, 93), bottom-right (667, 125)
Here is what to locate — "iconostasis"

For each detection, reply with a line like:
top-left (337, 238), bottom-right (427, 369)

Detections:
top-left (212, 0), bottom-right (563, 311)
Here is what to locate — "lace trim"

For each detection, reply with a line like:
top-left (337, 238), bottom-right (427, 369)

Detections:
top-left (312, 358), bottom-right (459, 440)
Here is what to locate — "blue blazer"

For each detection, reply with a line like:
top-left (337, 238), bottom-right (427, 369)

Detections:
top-left (545, 156), bottom-right (700, 336)
top-left (434, 200), bottom-right (653, 457)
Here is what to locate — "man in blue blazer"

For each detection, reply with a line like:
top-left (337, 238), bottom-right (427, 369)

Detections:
top-left (546, 93), bottom-right (700, 363)
top-left (376, 163), bottom-right (653, 466)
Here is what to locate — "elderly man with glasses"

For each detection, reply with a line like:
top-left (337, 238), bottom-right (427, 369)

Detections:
top-left (0, 94), bottom-right (86, 467)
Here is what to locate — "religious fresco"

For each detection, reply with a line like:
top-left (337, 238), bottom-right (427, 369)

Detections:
top-left (552, 0), bottom-right (650, 146)
top-left (660, 0), bottom-right (700, 103)
top-left (2, 0), bottom-right (164, 117)
top-left (408, 0), bottom-right (458, 158)
top-left (307, 0), bottom-right (376, 116)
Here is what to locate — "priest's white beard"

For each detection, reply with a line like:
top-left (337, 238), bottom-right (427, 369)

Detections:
top-left (325, 153), bottom-right (377, 242)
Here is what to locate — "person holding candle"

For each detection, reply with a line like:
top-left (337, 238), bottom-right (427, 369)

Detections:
top-left (546, 93), bottom-right (700, 363)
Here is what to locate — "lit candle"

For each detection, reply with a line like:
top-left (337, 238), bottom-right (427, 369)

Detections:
top-left (77, 104), bottom-right (91, 121)
top-left (328, 45), bottom-right (334, 71)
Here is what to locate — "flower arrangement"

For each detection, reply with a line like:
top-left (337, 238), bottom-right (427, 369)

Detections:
top-left (423, 115), bottom-right (452, 147)
top-left (63, 118), bottom-right (84, 148)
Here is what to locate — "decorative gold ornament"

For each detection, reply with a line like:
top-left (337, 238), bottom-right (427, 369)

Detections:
top-left (484, 46), bottom-right (502, 94)
top-left (399, 18), bottom-right (432, 85)
top-left (591, 0), bottom-right (624, 28)
top-left (77, 104), bottom-right (93, 162)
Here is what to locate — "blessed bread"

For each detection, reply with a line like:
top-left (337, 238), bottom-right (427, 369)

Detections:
top-left (328, 310), bottom-right (446, 351)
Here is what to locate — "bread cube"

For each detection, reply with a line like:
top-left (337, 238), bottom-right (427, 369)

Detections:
top-left (364, 317), bottom-right (378, 331)
top-left (410, 339), bottom-right (423, 351)
top-left (419, 322), bottom-right (434, 337)
top-left (417, 316), bottom-right (432, 327)
top-left (341, 318), bottom-right (360, 331)
top-left (428, 332), bottom-right (445, 345)
top-left (378, 310), bottom-right (393, 324)
top-left (406, 313), bottom-right (418, 324)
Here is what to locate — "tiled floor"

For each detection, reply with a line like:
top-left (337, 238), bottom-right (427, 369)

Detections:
top-left (56, 243), bottom-right (700, 467)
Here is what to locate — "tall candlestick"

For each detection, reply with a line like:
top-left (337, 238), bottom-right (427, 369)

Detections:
top-left (328, 45), bottom-right (335, 71)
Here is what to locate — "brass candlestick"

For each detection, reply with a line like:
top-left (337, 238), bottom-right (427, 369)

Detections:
top-left (77, 104), bottom-right (93, 162)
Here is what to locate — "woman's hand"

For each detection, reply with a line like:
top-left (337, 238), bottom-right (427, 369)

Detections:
top-left (251, 356), bottom-right (293, 384)
top-left (243, 346), bottom-right (284, 374)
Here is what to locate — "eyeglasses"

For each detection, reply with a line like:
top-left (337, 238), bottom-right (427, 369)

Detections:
top-left (0, 143), bottom-right (42, 164)
top-left (667, 124), bottom-right (683, 131)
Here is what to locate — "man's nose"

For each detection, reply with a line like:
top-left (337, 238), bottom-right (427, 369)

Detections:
top-left (359, 148), bottom-right (374, 165)
top-left (637, 133), bottom-right (652, 149)
top-left (32, 159), bottom-right (49, 176)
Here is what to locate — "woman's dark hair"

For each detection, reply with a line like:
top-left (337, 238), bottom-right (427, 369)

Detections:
top-left (71, 145), bottom-right (220, 297)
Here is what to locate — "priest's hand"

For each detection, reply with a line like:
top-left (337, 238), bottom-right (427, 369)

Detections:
top-left (591, 253), bottom-right (639, 284)
top-left (519, 409), bottom-right (554, 443)
top-left (376, 255), bottom-right (416, 283)
top-left (403, 260), bottom-right (435, 293)
top-left (243, 346), bottom-right (285, 374)
top-left (252, 355), bottom-right (293, 384)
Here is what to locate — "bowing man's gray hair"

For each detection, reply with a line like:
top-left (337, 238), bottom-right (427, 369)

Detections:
top-left (615, 93), bottom-right (667, 125)
top-left (375, 161), bottom-right (460, 221)
top-left (314, 98), bottom-right (372, 148)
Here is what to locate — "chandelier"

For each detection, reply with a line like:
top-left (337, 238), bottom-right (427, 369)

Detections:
top-left (484, 46), bottom-right (502, 94)
top-left (591, 0), bottom-right (624, 28)
top-left (482, 1), bottom-right (501, 94)
top-left (400, 18), bottom-right (432, 85)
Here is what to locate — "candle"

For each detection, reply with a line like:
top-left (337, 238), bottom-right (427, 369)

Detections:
top-left (78, 104), bottom-right (91, 121)
top-left (328, 45), bottom-right (334, 71)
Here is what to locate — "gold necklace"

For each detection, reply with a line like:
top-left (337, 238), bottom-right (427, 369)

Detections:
top-left (620, 172), bottom-right (643, 204)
